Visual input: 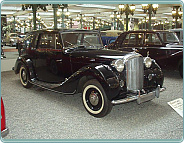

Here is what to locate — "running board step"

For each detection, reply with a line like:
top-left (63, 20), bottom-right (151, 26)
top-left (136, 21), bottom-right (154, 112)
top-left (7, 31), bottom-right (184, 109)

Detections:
top-left (30, 79), bottom-right (62, 89)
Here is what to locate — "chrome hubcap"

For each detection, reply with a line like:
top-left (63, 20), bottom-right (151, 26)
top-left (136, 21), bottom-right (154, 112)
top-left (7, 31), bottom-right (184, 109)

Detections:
top-left (89, 91), bottom-right (99, 106)
top-left (22, 70), bottom-right (26, 81)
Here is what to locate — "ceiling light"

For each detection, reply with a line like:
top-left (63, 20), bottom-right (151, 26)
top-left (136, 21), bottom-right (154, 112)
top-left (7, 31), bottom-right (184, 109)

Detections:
top-left (76, 15), bottom-right (80, 21)
top-left (119, 4), bottom-right (124, 9)
top-left (152, 4), bottom-right (159, 9)
top-left (57, 11), bottom-right (60, 16)
top-left (130, 4), bottom-right (136, 11)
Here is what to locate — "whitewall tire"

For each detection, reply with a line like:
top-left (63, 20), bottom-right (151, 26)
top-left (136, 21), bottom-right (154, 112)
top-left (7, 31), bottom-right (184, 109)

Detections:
top-left (19, 65), bottom-right (32, 88)
top-left (82, 79), bottom-right (112, 118)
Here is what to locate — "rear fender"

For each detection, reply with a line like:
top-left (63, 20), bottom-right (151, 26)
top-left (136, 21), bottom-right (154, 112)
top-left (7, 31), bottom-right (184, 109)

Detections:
top-left (14, 57), bottom-right (36, 80)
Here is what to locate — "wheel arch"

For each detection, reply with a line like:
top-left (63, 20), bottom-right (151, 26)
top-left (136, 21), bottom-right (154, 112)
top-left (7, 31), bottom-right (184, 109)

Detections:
top-left (14, 57), bottom-right (36, 80)
top-left (76, 64), bottom-right (121, 100)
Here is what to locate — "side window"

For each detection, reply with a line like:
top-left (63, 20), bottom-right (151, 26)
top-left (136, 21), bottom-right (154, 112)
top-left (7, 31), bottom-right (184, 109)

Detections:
top-left (24, 34), bottom-right (34, 48)
top-left (122, 33), bottom-right (144, 45)
top-left (38, 33), bottom-right (62, 49)
top-left (145, 34), bottom-right (162, 45)
top-left (122, 34), bottom-right (130, 45)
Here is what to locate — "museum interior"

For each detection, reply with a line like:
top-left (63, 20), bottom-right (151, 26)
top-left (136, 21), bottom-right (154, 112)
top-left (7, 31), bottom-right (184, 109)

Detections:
top-left (1, 4), bottom-right (183, 142)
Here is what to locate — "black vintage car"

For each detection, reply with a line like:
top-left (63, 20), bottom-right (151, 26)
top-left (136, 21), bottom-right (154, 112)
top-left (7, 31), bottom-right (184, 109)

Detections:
top-left (14, 29), bottom-right (165, 117)
top-left (108, 30), bottom-right (183, 77)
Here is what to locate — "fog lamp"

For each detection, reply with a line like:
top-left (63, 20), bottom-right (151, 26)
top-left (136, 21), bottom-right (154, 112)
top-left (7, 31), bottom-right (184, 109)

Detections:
top-left (144, 57), bottom-right (152, 68)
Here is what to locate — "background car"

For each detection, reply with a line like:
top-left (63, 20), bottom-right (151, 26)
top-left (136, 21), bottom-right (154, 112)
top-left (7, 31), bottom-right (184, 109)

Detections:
top-left (16, 34), bottom-right (26, 55)
top-left (4, 33), bottom-right (19, 47)
top-left (1, 97), bottom-right (9, 138)
top-left (101, 30), bottom-right (123, 46)
top-left (170, 28), bottom-right (183, 43)
top-left (108, 30), bottom-right (183, 78)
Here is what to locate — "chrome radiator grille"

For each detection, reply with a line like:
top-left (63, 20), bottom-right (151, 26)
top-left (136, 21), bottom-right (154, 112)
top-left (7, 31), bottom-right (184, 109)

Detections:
top-left (125, 56), bottom-right (144, 92)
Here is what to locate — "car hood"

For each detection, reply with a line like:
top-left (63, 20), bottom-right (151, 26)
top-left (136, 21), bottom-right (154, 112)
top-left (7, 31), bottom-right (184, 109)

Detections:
top-left (70, 49), bottom-right (131, 59)
top-left (69, 48), bottom-right (141, 65)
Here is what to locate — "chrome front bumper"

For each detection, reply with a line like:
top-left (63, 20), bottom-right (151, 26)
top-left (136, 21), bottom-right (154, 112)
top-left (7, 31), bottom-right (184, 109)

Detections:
top-left (1, 128), bottom-right (9, 138)
top-left (111, 85), bottom-right (166, 105)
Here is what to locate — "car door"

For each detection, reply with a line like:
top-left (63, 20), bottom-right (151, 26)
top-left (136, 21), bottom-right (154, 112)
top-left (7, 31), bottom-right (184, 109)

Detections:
top-left (120, 33), bottom-right (144, 53)
top-left (35, 32), bottom-right (66, 83)
top-left (142, 33), bottom-right (166, 60)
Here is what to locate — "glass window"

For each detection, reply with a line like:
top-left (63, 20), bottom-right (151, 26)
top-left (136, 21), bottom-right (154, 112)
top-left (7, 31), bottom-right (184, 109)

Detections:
top-left (38, 33), bottom-right (61, 49)
top-left (10, 34), bottom-right (18, 37)
top-left (122, 33), bottom-right (144, 45)
top-left (61, 32), bottom-right (102, 49)
top-left (145, 34), bottom-right (162, 45)
top-left (24, 34), bottom-right (34, 48)
top-left (159, 32), bottom-right (179, 44)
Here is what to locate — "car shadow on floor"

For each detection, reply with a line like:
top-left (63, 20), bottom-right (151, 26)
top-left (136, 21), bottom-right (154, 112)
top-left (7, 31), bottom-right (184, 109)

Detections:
top-left (162, 69), bottom-right (182, 80)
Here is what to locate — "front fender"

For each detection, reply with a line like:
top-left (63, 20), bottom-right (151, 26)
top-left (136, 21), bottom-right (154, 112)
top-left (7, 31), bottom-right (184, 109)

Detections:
top-left (54, 64), bottom-right (121, 100)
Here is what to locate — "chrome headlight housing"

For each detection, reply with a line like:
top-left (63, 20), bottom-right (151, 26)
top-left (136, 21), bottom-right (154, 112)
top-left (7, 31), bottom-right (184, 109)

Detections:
top-left (111, 59), bottom-right (125, 72)
top-left (144, 57), bottom-right (152, 68)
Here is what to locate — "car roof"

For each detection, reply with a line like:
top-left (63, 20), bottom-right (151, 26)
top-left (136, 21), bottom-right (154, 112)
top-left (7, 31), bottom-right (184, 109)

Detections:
top-left (29, 29), bottom-right (99, 33)
top-left (123, 30), bottom-right (171, 34)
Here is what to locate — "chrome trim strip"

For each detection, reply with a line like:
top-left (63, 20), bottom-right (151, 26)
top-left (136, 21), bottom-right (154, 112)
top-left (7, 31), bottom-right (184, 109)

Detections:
top-left (111, 86), bottom-right (166, 105)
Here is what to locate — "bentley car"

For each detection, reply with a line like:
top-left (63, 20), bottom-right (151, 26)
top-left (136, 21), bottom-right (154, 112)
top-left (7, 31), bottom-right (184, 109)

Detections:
top-left (108, 30), bottom-right (183, 77)
top-left (13, 29), bottom-right (165, 118)
top-left (1, 97), bottom-right (9, 138)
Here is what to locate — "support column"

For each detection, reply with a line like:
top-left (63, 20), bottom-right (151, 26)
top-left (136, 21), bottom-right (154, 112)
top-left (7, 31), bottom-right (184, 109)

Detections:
top-left (175, 7), bottom-right (178, 28)
top-left (126, 13), bottom-right (128, 31)
top-left (13, 16), bottom-right (16, 32)
top-left (70, 18), bottom-right (72, 28)
top-left (24, 21), bottom-right (26, 33)
top-left (80, 14), bottom-right (83, 29)
top-left (62, 8), bottom-right (65, 28)
top-left (93, 17), bottom-right (95, 30)
top-left (33, 5), bottom-right (37, 30)
top-left (114, 11), bottom-right (116, 30)
top-left (52, 4), bottom-right (58, 30)
top-left (148, 4), bottom-right (152, 30)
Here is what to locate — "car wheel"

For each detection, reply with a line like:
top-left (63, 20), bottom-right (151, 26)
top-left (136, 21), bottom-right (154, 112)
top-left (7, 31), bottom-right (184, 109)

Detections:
top-left (178, 60), bottom-right (183, 78)
top-left (82, 79), bottom-right (112, 118)
top-left (19, 65), bottom-right (32, 88)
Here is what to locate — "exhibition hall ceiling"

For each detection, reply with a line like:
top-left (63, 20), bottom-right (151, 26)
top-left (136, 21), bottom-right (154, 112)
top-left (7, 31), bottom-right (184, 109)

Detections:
top-left (1, 4), bottom-right (182, 28)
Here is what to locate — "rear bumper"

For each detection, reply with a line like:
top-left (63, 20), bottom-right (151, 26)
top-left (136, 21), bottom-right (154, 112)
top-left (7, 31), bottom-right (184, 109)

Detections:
top-left (1, 128), bottom-right (9, 138)
top-left (111, 85), bottom-right (166, 105)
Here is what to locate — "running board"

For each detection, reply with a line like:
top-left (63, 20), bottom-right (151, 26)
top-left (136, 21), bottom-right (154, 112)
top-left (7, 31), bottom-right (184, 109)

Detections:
top-left (30, 79), bottom-right (62, 89)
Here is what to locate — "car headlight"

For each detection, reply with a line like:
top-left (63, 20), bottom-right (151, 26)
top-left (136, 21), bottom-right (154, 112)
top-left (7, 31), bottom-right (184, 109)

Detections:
top-left (144, 57), bottom-right (152, 68)
top-left (111, 59), bottom-right (125, 72)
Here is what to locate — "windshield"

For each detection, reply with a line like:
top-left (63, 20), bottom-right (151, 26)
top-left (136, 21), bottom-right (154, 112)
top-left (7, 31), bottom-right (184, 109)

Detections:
top-left (159, 32), bottom-right (179, 43)
top-left (61, 32), bottom-right (103, 50)
top-left (10, 34), bottom-right (18, 37)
